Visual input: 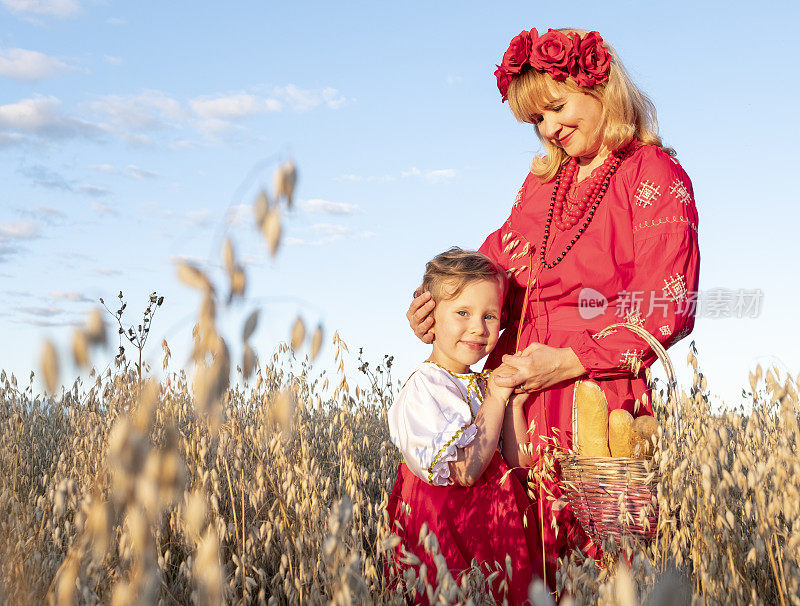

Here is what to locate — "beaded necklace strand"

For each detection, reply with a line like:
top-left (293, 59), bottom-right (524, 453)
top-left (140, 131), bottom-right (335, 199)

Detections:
top-left (513, 142), bottom-right (634, 352)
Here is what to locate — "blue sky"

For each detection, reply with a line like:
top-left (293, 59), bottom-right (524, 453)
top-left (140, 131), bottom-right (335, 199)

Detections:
top-left (1, 0), bottom-right (798, 405)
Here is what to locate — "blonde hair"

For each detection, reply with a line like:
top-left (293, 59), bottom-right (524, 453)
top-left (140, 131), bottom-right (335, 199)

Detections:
top-left (422, 247), bottom-right (506, 303)
top-left (506, 28), bottom-right (675, 182)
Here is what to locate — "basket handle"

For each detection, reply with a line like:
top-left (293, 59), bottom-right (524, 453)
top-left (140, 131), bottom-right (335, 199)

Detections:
top-left (572, 322), bottom-right (682, 448)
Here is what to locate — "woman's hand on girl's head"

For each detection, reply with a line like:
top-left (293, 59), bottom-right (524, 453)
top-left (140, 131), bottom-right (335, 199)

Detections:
top-left (494, 343), bottom-right (587, 393)
top-left (407, 289), bottom-right (435, 344)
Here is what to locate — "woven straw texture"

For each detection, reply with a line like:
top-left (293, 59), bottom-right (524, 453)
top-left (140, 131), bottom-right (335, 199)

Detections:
top-left (558, 322), bottom-right (677, 545)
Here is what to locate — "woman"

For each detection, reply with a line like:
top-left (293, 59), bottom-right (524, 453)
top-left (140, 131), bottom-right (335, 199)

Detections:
top-left (407, 27), bottom-right (700, 583)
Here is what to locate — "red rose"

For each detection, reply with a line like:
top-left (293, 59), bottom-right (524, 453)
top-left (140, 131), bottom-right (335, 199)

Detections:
top-left (500, 29), bottom-right (537, 75)
top-left (574, 31), bottom-right (611, 87)
top-left (529, 29), bottom-right (576, 81)
top-left (494, 65), bottom-right (514, 102)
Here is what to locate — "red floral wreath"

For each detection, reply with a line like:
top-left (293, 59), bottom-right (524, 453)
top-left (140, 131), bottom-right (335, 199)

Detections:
top-left (494, 29), bottom-right (611, 102)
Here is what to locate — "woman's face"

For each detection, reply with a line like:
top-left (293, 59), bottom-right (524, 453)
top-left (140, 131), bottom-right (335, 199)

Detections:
top-left (531, 91), bottom-right (605, 162)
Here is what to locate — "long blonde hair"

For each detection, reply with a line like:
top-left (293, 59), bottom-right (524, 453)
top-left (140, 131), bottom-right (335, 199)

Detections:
top-left (506, 28), bottom-right (674, 182)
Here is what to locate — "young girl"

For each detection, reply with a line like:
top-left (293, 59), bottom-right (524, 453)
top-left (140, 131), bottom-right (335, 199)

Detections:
top-left (386, 248), bottom-right (541, 604)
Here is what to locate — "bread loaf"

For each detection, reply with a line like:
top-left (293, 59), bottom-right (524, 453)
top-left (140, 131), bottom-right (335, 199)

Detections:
top-left (608, 409), bottom-right (635, 457)
top-left (575, 381), bottom-right (611, 457)
top-left (632, 415), bottom-right (658, 458)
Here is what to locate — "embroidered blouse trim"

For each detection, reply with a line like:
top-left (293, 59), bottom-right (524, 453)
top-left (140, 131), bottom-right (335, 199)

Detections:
top-left (426, 422), bottom-right (474, 485)
top-left (424, 360), bottom-right (489, 413)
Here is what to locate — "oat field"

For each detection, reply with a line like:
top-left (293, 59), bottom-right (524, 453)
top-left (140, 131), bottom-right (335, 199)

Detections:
top-left (1, 337), bottom-right (798, 605)
top-left (1, 162), bottom-right (798, 605)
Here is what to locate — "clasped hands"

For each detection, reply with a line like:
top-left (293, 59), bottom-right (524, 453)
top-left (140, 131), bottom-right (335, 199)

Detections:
top-left (407, 290), bottom-right (588, 395)
top-left (492, 343), bottom-right (587, 394)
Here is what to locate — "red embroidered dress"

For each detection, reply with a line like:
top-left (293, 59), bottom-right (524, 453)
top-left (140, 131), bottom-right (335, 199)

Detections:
top-left (479, 143), bottom-right (700, 578)
top-left (386, 363), bottom-right (543, 604)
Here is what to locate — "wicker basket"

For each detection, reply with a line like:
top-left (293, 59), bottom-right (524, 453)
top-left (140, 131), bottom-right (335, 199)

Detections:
top-left (557, 322), bottom-right (680, 546)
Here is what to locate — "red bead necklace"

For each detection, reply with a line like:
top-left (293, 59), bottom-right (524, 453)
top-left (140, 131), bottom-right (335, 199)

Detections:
top-left (553, 152), bottom-right (620, 230)
top-left (538, 145), bottom-right (631, 269)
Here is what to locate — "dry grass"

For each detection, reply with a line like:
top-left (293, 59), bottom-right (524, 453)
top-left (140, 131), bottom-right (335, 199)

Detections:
top-left (1, 345), bottom-right (798, 605)
top-left (2, 159), bottom-right (798, 605)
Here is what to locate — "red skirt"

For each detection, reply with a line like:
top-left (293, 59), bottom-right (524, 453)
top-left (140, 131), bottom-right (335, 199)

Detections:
top-left (385, 451), bottom-right (543, 604)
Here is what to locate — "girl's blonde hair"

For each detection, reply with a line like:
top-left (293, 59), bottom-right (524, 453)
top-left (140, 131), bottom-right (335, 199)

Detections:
top-left (506, 28), bottom-right (675, 182)
top-left (422, 247), bottom-right (506, 303)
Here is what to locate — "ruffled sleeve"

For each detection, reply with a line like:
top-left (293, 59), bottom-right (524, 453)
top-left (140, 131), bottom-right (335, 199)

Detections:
top-left (572, 148), bottom-right (700, 379)
top-left (387, 365), bottom-right (477, 486)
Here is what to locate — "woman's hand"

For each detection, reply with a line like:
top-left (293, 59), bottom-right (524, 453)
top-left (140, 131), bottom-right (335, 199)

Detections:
top-left (493, 343), bottom-right (587, 392)
top-left (406, 289), bottom-right (435, 344)
top-left (486, 363), bottom-right (518, 403)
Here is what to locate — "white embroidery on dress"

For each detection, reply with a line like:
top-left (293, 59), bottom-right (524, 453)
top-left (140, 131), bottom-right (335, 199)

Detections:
top-left (659, 325), bottom-right (672, 337)
top-left (502, 231), bottom-right (513, 245)
top-left (509, 241), bottom-right (530, 261)
top-left (635, 180), bottom-right (661, 208)
top-left (663, 274), bottom-right (687, 302)
top-left (503, 238), bottom-right (520, 254)
top-left (633, 215), bottom-right (698, 234)
top-left (669, 178), bottom-right (693, 205)
top-left (592, 328), bottom-right (617, 339)
top-left (513, 187), bottom-right (523, 209)
top-left (619, 349), bottom-right (644, 372)
top-left (625, 309), bottom-right (645, 327)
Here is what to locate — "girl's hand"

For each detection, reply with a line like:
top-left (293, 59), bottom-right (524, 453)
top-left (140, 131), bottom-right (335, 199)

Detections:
top-left (487, 363), bottom-right (517, 403)
top-left (507, 391), bottom-right (529, 409)
top-left (493, 343), bottom-right (586, 392)
top-left (406, 289), bottom-right (435, 344)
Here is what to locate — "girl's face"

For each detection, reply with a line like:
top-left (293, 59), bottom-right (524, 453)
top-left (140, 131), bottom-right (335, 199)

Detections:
top-left (531, 91), bottom-right (605, 162)
top-left (429, 278), bottom-right (504, 374)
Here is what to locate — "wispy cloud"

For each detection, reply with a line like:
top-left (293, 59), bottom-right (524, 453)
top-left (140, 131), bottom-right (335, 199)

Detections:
top-left (91, 202), bottom-right (116, 216)
top-left (302, 198), bottom-right (359, 215)
top-left (126, 165), bottom-right (159, 179)
top-left (401, 167), bottom-right (457, 182)
top-left (273, 85), bottom-right (348, 112)
top-left (338, 167), bottom-right (458, 183)
top-left (190, 93), bottom-right (282, 121)
top-left (163, 208), bottom-right (212, 229)
top-left (19, 164), bottom-right (109, 196)
top-left (79, 184), bottom-right (108, 197)
top-left (103, 54), bottom-right (123, 65)
top-left (15, 305), bottom-right (62, 317)
top-left (1, 85), bottom-right (349, 147)
top-left (85, 90), bottom-right (185, 133)
top-left (88, 163), bottom-right (160, 179)
top-left (0, 47), bottom-right (73, 80)
top-left (15, 205), bottom-right (66, 225)
top-left (334, 173), bottom-right (395, 183)
top-left (0, 220), bottom-right (40, 240)
top-left (0, 96), bottom-right (102, 141)
top-left (19, 164), bottom-right (71, 190)
top-left (425, 168), bottom-right (457, 182)
top-left (92, 267), bottom-right (121, 276)
top-left (49, 290), bottom-right (91, 302)
top-left (1, 0), bottom-right (81, 18)
top-left (289, 223), bottom-right (375, 246)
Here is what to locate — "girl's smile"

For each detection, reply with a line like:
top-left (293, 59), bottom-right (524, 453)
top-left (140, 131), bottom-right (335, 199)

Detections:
top-left (428, 278), bottom-right (504, 374)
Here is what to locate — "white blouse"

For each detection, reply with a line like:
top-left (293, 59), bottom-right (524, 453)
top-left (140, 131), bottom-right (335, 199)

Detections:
top-left (388, 362), bottom-right (489, 486)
